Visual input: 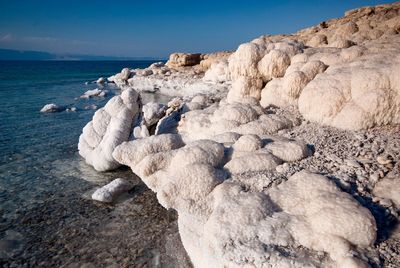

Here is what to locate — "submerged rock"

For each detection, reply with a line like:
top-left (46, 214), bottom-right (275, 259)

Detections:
top-left (96, 77), bottom-right (106, 84)
top-left (40, 103), bottom-right (60, 113)
top-left (80, 88), bottom-right (107, 99)
top-left (92, 178), bottom-right (133, 203)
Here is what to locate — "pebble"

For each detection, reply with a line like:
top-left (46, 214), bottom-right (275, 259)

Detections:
top-left (377, 155), bottom-right (393, 165)
top-left (345, 159), bottom-right (361, 168)
top-left (276, 163), bottom-right (289, 173)
top-left (369, 172), bottom-right (380, 183)
top-left (379, 198), bottom-right (393, 207)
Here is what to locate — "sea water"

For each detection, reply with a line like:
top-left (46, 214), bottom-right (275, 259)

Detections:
top-left (0, 61), bottom-right (189, 267)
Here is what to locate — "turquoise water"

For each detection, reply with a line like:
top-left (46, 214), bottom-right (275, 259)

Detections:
top-left (0, 61), bottom-right (183, 267)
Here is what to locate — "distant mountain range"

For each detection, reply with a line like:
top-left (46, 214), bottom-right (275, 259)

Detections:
top-left (0, 48), bottom-right (164, 61)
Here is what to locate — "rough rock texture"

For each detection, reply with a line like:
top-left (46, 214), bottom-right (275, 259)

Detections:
top-left (203, 60), bottom-right (230, 83)
top-left (223, 2), bottom-right (400, 130)
top-left (142, 102), bottom-right (166, 127)
top-left (113, 132), bottom-right (377, 267)
top-left (227, 39), bottom-right (304, 102)
top-left (125, 63), bottom-right (230, 97)
top-left (374, 177), bottom-right (400, 207)
top-left (166, 53), bottom-right (202, 68)
top-left (298, 36), bottom-right (400, 130)
top-left (78, 89), bottom-right (141, 171)
top-left (199, 51), bottom-right (232, 70)
top-left (178, 100), bottom-right (299, 142)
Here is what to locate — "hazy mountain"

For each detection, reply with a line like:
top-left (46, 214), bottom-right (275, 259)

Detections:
top-left (0, 48), bottom-right (163, 61)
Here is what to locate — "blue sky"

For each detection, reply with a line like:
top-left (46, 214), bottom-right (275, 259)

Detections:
top-left (0, 0), bottom-right (395, 58)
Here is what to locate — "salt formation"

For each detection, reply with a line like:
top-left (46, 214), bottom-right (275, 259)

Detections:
top-left (223, 2), bottom-right (400, 130)
top-left (107, 67), bottom-right (133, 86)
top-left (166, 53), bottom-right (202, 67)
top-left (96, 77), bottom-right (106, 84)
top-left (77, 2), bottom-right (400, 267)
top-left (178, 101), bottom-right (299, 142)
top-left (373, 177), bottom-right (400, 207)
top-left (203, 60), bottom-right (230, 83)
top-left (142, 102), bottom-right (166, 127)
top-left (80, 88), bottom-right (107, 99)
top-left (40, 103), bottom-right (60, 113)
top-left (227, 40), bottom-right (303, 103)
top-left (78, 88), bottom-right (141, 171)
top-left (92, 178), bottom-right (133, 203)
top-left (298, 37), bottom-right (400, 130)
top-left (109, 54), bottom-right (231, 97)
top-left (113, 133), bottom-right (376, 267)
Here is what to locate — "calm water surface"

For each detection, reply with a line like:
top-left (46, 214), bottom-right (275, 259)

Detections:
top-left (0, 61), bottom-right (189, 267)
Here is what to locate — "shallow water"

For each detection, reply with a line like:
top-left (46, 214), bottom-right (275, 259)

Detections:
top-left (0, 61), bottom-right (189, 267)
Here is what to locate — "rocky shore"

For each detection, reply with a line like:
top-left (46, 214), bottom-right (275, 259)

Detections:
top-left (78, 2), bottom-right (400, 268)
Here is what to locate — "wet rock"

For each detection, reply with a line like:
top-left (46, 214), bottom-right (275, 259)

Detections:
top-left (92, 178), bottom-right (133, 203)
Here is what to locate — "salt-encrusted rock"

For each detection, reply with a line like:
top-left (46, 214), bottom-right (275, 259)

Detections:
top-left (203, 60), bottom-right (230, 83)
top-left (142, 102), bottom-right (166, 127)
top-left (133, 125), bottom-right (150, 139)
top-left (96, 77), bottom-right (106, 84)
top-left (135, 68), bottom-right (153, 77)
top-left (211, 132), bottom-right (241, 144)
top-left (178, 101), bottom-right (297, 142)
top-left (166, 53), bottom-right (202, 67)
top-left (112, 134), bottom-right (184, 168)
top-left (307, 34), bottom-right (328, 47)
top-left (227, 40), bottom-right (303, 102)
top-left (231, 134), bottom-right (262, 152)
top-left (91, 178), bottom-right (133, 203)
top-left (40, 103), bottom-right (60, 113)
top-left (108, 67), bottom-right (132, 86)
top-left (268, 171), bottom-right (376, 266)
top-left (84, 104), bottom-right (98, 110)
top-left (264, 139), bottom-right (312, 162)
top-left (80, 88), bottom-right (107, 99)
top-left (199, 51), bottom-right (232, 70)
top-left (224, 152), bottom-right (282, 174)
top-left (66, 107), bottom-right (77, 112)
top-left (373, 177), bottom-right (400, 207)
top-left (298, 36), bottom-right (400, 130)
top-left (114, 133), bottom-right (375, 267)
top-left (78, 88), bottom-right (141, 171)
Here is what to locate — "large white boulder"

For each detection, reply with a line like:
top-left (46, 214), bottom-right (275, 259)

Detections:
top-left (78, 88), bottom-right (141, 171)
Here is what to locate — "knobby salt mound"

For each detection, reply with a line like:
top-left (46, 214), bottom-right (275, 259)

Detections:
top-left (113, 134), bottom-right (376, 267)
top-left (225, 2), bottom-right (400, 130)
top-left (78, 88), bottom-right (141, 171)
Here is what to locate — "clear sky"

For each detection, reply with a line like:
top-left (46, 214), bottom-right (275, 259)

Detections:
top-left (0, 0), bottom-right (395, 58)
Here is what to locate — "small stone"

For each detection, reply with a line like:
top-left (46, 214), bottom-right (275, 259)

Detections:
top-left (379, 198), bottom-right (393, 207)
top-left (377, 155), bottom-right (393, 165)
top-left (370, 172), bottom-right (380, 183)
top-left (276, 163), bottom-right (289, 173)
top-left (345, 159), bottom-right (361, 168)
